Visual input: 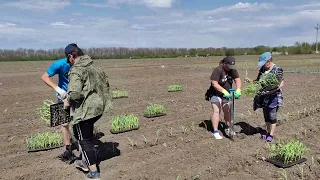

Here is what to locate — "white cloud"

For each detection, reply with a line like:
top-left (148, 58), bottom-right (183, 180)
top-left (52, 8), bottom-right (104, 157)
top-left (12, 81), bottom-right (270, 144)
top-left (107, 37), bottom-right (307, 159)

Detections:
top-left (50, 22), bottom-right (70, 27)
top-left (107, 0), bottom-right (176, 8)
top-left (2, 0), bottom-right (71, 11)
top-left (199, 2), bottom-right (273, 15)
top-left (79, 2), bottom-right (118, 8)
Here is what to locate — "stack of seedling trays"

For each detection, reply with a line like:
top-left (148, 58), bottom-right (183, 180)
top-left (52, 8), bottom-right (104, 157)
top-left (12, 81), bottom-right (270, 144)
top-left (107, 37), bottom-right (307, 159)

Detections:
top-left (110, 114), bottom-right (139, 134)
top-left (143, 104), bottom-right (166, 118)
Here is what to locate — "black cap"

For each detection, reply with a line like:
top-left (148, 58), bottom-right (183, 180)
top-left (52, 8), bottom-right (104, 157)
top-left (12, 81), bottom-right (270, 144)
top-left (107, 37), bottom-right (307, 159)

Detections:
top-left (223, 56), bottom-right (236, 69)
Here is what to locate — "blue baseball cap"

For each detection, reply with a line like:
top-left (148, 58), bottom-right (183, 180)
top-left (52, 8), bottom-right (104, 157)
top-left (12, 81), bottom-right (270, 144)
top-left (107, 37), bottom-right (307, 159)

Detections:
top-left (64, 43), bottom-right (78, 57)
top-left (258, 52), bottom-right (272, 67)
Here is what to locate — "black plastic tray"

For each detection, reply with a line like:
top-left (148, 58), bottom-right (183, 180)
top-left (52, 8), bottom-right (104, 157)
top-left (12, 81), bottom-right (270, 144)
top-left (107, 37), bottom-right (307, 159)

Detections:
top-left (143, 113), bottom-right (166, 118)
top-left (50, 103), bottom-right (72, 127)
top-left (28, 144), bottom-right (63, 153)
top-left (112, 96), bottom-right (128, 99)
top-left (110, 126), bottom-right (139, 134)
top-left (266, 157), bottom-right (307, 168)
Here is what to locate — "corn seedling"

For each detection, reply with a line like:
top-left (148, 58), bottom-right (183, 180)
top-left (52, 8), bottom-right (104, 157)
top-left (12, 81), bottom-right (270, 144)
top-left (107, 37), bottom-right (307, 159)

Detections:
top-left (127, 137), bottom-right (137, 149)
top-left (110, 114), bottom-right (139, 134)
top-left (143, 104), bottom-right (166, 117)
top-left (278, 169), bottom-right (288, 180)
top-left (38, 99), bottom-right (54, 125)
top-left (268, 139), bottom-right (308, 164)
top-left (154, 129), bottom-right (162, 144)
top-left (297, 164), bottom-right (305, 180)
top-left (180, 125), bottom-right (187, 134)
top-left (112, 90), bottom-right (128, 99)
top-left (142, 135), bottom-right (148, 144)
top-left (26, 131), bottom-right (63, 152)
top-left (242, 81), bottom-right (261, 96)
top-left (167, 127), bottom-right (174, 137)
top-left (168, 85), bottom-right (183, 92)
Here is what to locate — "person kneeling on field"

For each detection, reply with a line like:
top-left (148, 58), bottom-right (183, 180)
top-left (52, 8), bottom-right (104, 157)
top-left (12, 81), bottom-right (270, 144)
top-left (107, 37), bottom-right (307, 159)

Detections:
top-left (205, 56), bottom-right (242, 139)
top-left (245, 52), bottom-right (284, 143)
top-left (62, 43), bottom-right (111, 180)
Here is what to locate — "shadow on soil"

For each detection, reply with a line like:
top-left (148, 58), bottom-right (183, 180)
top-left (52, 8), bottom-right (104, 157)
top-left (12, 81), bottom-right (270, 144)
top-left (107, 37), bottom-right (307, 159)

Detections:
top-left (69, 132), bottom-right (121, 173)
top-left (199, 120), bottom-right (264, 137)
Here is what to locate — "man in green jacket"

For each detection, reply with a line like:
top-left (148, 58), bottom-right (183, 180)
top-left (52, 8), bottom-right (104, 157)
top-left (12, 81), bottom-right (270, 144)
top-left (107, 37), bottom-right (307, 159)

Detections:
top-left (62, 43), bottom-right (111, 180)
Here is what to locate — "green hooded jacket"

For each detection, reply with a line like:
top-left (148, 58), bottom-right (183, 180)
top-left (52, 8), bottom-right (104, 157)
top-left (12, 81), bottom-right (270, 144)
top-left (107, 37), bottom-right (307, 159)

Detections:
top-left (67, 55), bottom-right (111, 125)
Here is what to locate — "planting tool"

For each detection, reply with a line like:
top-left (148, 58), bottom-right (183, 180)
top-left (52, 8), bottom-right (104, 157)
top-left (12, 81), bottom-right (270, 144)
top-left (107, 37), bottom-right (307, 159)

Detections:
top-left (228, 88), bottom-right (236, 141)
top-left (50, 103), bottom-right (71, 127)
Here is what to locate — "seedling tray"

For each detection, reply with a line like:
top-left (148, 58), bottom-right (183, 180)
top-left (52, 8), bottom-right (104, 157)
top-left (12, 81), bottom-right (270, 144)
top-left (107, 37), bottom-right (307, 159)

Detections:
top-left (50, 103), bottom-right (72, 127)
top-left (110, 126), bottom-right (139, 134)
top-left (28, 144), bottom-right (63, 153)
top-left (143, 113), bottom-right (166, 118)
top-left (266, 157), bottom-right (307, 168)
top-left (168, 90), bottom-right (182, 92)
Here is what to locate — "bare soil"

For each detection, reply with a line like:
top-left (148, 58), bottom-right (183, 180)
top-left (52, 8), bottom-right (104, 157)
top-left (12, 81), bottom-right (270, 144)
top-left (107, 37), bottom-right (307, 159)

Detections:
top-left (0, 54), bottom-right (320, 180)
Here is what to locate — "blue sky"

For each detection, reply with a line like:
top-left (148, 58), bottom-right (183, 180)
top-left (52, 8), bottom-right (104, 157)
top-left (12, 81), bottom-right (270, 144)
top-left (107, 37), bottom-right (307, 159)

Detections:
top-left (0, 0), bottom-right (319, 49)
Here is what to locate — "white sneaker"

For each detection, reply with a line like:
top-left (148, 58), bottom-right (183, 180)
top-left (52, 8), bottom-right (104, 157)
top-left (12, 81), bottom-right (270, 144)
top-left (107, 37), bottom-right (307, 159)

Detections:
top-left (225, 128), bottom-right (236, 136)
top-left (212, 132), bottom-right (223, 139)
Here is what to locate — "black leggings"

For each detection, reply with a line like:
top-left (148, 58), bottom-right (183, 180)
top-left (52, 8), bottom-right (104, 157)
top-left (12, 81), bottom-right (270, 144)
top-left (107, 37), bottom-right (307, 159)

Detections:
top-left (73, 115), bottom-right (102, 166)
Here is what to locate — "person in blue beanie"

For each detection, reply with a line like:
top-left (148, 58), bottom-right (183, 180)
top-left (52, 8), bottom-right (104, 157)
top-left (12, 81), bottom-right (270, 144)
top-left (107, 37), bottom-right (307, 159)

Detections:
top-left (245, 52), bottom-right (284, 142)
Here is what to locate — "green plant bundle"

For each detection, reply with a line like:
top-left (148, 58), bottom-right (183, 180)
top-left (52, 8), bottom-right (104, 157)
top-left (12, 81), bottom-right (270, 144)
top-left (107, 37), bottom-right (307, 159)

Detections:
top-left (268, 139), bottom-right (308, 164)
top-left (143, 104), bottom-right (166, 116)
top-left (38, 99), bottom-right (54, 125)
top-left (168, 85), bottom-right (183, 92)
top-left (110, 114), bottom-right (139, 133)
top-left (243, 71), bottom-right (280, 96)
top-left (242, 82), bottom-right (261, 95)
top-left (112, 90), bottom-right (128, 98)
top-left (26, 131), bottom-right (63, 151)
top-left (258, 71), bottom-right (280, 91)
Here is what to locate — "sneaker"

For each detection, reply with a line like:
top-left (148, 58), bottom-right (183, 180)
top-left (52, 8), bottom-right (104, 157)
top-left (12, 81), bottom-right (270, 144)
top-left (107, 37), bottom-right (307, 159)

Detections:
top-left (58, 150), bottom-right (76, 162)
top-left (212, 132), bottom-right (223, 139)
top-left (74, 160), bottom-right (89, 172)
top-left (266, 136), bottom-right (273, 142)
top-left (86, 172), bottom-right (100, 180)
top-left (260, 134), bottom-right (267, 140)
top-left (225, 128), bottom-right (236, 136)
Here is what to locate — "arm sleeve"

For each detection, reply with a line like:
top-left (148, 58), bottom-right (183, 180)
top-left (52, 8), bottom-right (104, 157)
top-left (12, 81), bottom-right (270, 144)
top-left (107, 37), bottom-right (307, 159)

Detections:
top-left (276, 67), bottom-right (284, 81)
top-left (68, 72), bottom-right (84, 101)
top-left (254, 67), bottom-right (263, 82)
top-left (210, 68), bottom-right (221, 81)
top-left (46, 61), bottom-right (60, 77)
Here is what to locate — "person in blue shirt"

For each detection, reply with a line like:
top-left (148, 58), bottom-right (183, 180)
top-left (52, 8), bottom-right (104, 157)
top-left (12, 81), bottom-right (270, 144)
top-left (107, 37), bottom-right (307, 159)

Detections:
top-left (41, 46), bottom-right (75, 161)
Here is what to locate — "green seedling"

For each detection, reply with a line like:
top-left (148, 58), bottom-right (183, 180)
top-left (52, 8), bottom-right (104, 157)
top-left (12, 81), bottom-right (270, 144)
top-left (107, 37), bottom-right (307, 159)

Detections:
top-left (143, 104), bottom-right (166, 117)
top-left (26, 131), bottom-right (63, 151)
top-left (37, 99), bottom-right (54, 125)
top-left (242, 81), bottom-right (261, 96)
top-left (168, 85), bottom-right (183, 92)
top-left (112, 90), bottom-right (128, 99)
top-left (110, 114), bottom-right (139, 133)
top-left (268, 139), bottom-right (308, 164)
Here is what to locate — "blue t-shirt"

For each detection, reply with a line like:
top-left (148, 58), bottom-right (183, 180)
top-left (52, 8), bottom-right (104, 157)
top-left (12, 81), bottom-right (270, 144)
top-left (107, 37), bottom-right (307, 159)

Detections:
top-left (46, 58), bottom-right (71, 94)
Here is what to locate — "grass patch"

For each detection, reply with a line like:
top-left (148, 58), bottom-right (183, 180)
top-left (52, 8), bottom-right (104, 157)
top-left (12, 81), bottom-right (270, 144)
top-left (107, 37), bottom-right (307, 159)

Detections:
top-left (112, 90), bottom-right (128, 99)
top-left (143, 104), bottom-right (166, 118)
top-left (168, 85), bottom-right (183, 92)
top-left (268, 139), bottom-right (308, 165)
top-left (37, 99), bottom-right (54, 125)
top-left (26, 131), bottom-right (63, 152)
top-left (110, 114), bottom-right (139, 134)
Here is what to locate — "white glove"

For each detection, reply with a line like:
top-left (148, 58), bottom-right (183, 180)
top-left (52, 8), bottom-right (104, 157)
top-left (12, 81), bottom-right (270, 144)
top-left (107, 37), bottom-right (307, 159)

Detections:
top-left (55, 86), bottom-right (67, 99)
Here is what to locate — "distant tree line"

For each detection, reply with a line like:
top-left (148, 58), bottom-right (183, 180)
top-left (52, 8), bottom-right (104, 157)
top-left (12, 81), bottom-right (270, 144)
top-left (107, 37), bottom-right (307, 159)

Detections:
top-left (0, 41), bottom-right (318, 61)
